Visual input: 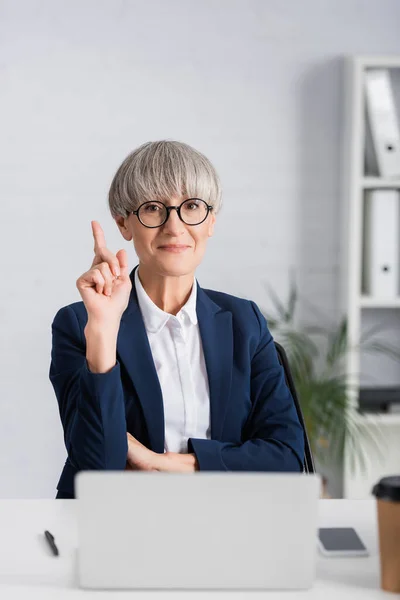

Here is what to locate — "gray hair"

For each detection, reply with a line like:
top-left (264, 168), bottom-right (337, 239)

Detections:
top-left (108, 140), bottom-right (222, 218)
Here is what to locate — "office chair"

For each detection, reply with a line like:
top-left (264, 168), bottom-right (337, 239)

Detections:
top-left (274, 341), bottom-right (315, 474)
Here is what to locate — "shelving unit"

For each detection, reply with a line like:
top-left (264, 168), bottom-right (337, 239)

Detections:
top-left (358, 413), bottom-right (400, 426)
top-left (341, 56), bottom-right (400, 499)
top-left (361, 177), bottom-right (400, 188)
top-left (360, 296), bottom-right (400, 308)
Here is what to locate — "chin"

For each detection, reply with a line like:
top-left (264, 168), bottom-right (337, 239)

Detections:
top-left (156, 256), bottom-right (197, 277)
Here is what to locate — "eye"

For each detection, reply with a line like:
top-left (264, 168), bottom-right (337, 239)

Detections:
top-left (143, 203), bottom-right (161, 212)
top-left (186, 201), bottom-right (199, 210)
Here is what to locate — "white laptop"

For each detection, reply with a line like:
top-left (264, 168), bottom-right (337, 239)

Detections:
top-left (75, 471), bottom-right (320, 590)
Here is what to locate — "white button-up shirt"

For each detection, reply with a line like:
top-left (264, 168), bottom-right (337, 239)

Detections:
top-left (135, 269), bottom-right (211, 453)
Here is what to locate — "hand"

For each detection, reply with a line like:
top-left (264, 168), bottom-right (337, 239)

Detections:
top-left (158, 452), bottom-right (199, 473)
top-left (125, 433), bottom-right (199, 473)
top-left (126, 432), bottom-right (161, 471)
top-left (76, 221), bottom-right (132, 326)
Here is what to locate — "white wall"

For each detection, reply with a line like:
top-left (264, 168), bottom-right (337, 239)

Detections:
top-left (1, 0), bottom-right (400, 498)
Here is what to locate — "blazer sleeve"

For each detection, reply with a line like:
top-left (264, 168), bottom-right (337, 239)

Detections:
top-left (188, 302), bottom-right (305, 472)
top-left (49, 305), bottom-right (128, 471)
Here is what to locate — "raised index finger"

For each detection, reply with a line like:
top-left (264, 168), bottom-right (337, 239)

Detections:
top-left (91, 221), bottom-right (107, 254)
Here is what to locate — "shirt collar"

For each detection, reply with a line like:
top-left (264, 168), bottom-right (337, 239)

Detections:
top-left (134, 268), bottom-right (198, 334)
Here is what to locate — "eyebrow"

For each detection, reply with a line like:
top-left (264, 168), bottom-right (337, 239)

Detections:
top-left (148, 197), bottom-right (198, 205)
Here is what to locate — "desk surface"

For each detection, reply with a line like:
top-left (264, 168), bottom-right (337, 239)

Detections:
top-left (0, 499), bottom-right (389, 599)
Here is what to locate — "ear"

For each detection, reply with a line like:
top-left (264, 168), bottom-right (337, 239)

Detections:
top-left (207, 213), bottom-right (216, 237)
top-left (115, 215), bottom-right (133, 242)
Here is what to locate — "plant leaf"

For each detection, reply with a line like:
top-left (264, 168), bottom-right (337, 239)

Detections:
top-left (263, 283), bottom-right (290, 323)
top-left (326, 318), bottom-right (348, 369)
top-left (287, 275), bottom-right (297, 322)
top-left (361, 340), bottom-right (400, 362)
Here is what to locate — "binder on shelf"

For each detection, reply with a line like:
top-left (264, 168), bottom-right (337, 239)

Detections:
top-left (363, 189), bottom-right (400, 298)
top-left (364, 69), bottom-right (400, 178)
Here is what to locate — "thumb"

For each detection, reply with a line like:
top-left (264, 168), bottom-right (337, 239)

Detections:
top-left (116, 249), bottom-right (129, 278)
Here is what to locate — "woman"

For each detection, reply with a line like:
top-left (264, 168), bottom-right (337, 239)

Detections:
top-left (50, 140), bottom-right (304, 499)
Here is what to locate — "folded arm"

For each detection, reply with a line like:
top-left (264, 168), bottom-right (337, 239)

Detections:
top-left (188, 302), bottom-right (305, 472)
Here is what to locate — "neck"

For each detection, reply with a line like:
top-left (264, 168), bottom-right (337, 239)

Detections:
top-left (137, 264), bottom-right (194, 315)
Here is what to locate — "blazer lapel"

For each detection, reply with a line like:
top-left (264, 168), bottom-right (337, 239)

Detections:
top-left (117, 268), bottom-right (165, 453)
top-left (197, 287), bottom-right (233, 440)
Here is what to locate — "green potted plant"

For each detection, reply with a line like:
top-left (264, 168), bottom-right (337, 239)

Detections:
top-left (262, 278), bottom-right (400, 479)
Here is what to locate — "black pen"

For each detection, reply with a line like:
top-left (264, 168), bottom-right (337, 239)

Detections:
top-left (44, 530), bottom-right (59, 556)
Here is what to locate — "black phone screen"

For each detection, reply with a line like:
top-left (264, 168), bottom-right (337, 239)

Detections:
top-left (318, 527), bottom-right (367, 551)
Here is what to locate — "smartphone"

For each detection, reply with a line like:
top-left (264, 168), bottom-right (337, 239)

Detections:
top-left (318, 527), bottom-right (369, 557)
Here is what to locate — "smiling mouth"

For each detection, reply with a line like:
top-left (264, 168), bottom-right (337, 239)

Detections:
top-left (158, 245), bottom-right (191, 253)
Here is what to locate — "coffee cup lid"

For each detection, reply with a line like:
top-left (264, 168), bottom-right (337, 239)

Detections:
top-left (372, 475), bottom-right (400, 502)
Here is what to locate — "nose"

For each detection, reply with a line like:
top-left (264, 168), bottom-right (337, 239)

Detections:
top-left (162, 207), bottom-right (186, 235)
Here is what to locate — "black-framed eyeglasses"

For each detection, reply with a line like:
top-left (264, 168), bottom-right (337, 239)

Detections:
top-left (131, 198), bottom-right (214, 228)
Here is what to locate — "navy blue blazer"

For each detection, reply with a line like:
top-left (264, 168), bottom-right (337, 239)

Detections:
top-left (49, 267), bottom-right (304, 498)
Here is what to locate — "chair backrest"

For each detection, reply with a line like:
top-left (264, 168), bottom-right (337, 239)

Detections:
top-left (274, 341), bottom-right (315, 474)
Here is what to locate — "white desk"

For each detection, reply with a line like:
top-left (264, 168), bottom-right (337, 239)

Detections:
top-left (0, 499), bottom-right (390, 599)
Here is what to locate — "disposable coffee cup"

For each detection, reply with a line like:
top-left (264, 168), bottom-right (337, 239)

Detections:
top-left (372, 475), bottom-right (400, 593)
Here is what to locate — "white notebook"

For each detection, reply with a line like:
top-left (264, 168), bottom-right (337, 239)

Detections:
top-left (363, 189), bottom-right (400, 298)
top-left (365, 69), bottom-right (400, 178)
